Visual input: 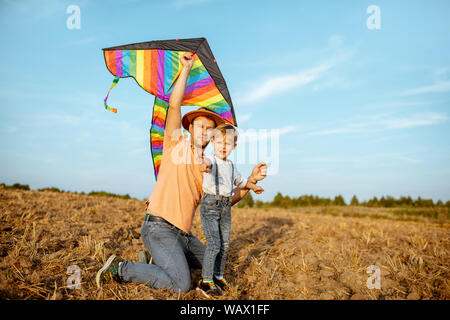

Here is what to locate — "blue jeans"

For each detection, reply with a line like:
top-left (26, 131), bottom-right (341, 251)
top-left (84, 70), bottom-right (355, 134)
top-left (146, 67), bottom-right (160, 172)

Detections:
top-left (200, 193), bottom-right (232, 280)
top-left (119, 216), bottom-right (205, 293)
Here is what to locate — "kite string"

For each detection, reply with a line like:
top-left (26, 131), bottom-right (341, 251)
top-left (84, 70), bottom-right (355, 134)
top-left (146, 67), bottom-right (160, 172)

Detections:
top-left (104, 76), bottom-right (120, 113)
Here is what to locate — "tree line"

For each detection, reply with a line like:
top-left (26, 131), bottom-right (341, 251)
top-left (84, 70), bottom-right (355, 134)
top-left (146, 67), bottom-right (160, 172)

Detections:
top-left (0, 183), bottom-right (132, 200)
top-left (237, 192), bottom-right (450, 209)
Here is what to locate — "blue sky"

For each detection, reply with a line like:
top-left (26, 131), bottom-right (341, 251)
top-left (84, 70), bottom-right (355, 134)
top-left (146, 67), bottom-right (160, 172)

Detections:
top-left (1, 0), bottom-right (449, 203)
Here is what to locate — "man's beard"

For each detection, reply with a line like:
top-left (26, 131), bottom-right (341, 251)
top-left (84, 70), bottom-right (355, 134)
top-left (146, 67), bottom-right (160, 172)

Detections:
top-left (193, 137), bottom-right (209, 149)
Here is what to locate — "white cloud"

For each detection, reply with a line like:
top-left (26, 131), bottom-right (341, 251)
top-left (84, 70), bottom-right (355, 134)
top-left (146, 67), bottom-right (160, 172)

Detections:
top-left (237, 62), bottom-right (333, 105)
top-left (306, 112), bottom-right (447, 136)
top-left (239, 125), bottom-right (296, 143)
top-left (299, 152), bottom-right (422, 166)
top-left (279, 125), bottom-right (297, 135)
top-left (235, 48), bottom-right (354, 105)
top-left (401, 81), bottom-right (450, 96)
top-left (434, 67), bottom-right (450, 79)
top-left (237, 113), bottom-right (252, 124)
top-left (366, 101), bottom-right (431, 108)
top-left (328, 35), bottom-right (344, 49)
top-left (381, 113), bottom-right (448, 129)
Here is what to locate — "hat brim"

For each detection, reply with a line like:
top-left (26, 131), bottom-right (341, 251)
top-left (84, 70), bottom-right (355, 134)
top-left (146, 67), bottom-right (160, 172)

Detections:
top-left (181, 108), bottom-right (227, 131)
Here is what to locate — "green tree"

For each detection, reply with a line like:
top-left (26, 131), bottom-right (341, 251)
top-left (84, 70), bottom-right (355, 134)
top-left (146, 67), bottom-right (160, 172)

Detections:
top-left (333, 195), bottom-right (346, 206)
top-left (414, 196), bottom-right (423, 207)
top-left (367, 196), bottom-right (379, 207)
top-left (255, 200), bottom-right (265, 208)
top-left (237, 192), bottom-right (254, 208)
top-left (398, 196), bottom-right (413, 206)
top-left (381, 195), bottom-right (395, 207)
top-left (272, 192), bottom-right (284, 207)
top-left (350, 195), bottom-right (359, 206)
top-left (1, 183), bottom-right (30, 191)
top-left (280, 195), bottom-right (292, 208)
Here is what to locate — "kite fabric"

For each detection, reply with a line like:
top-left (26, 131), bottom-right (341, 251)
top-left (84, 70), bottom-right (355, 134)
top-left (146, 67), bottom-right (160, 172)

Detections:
top-left (102, 37), bottom-right (236, 180)
top-left (149, 97), bottom-right (169, 178)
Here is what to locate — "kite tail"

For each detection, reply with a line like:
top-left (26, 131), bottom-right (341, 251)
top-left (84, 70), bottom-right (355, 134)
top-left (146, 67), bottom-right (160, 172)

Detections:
top-left (150, 98), bottom-right (170, 180)
top-left (104, 76), bottom-right (120, 113)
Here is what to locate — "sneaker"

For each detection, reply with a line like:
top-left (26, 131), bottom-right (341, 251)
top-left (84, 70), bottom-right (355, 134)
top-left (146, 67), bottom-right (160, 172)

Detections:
top-left (139, 250), bottom-right (153, 264)
top-left (96, 254), bottom-right (124, 288)
top-left (213, 276), bottom-right (229, 291)
top-left (196, 279), bottom-right (221, 298)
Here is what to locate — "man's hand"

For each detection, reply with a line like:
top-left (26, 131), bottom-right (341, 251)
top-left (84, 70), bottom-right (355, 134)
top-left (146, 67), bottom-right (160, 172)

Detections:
top-left (249, 162), bottom-right (267, 183)
top-left (252, 185), bottom-right (264, 194)
top-left (180, 52), bottom-right (194, 70)
top-left (231, 162), bottom-right (268, 206)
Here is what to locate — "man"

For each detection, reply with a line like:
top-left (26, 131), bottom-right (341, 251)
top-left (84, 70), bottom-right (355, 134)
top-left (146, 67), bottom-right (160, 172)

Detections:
top-left (96, 52), bottom-right (267, 293)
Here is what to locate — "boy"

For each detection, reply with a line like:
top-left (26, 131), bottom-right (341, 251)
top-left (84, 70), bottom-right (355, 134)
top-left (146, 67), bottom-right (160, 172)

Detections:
top-left (197, 123), bottom-right (264, 297)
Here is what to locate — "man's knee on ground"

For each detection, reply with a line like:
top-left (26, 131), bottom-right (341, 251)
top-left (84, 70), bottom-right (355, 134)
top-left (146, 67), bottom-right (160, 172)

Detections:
top-left (173, 271), bottom-right (191, 293)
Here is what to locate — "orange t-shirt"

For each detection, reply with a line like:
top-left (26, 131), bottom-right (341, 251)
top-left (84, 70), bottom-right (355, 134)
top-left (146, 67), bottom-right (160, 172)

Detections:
top-left (146, 133), bottom-right (203, 233)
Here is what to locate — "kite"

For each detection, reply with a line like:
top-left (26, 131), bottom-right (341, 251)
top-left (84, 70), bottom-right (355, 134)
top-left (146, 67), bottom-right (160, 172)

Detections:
top-left (102, 38), bottom-right (236, 179)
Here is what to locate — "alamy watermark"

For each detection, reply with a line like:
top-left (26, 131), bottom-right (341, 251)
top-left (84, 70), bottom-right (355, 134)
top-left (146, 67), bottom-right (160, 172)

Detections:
top-left (66, 5), bottom-right (81, 30)
top-left (66, 265), bottom-right (81, 289)
top-left (366, 5), bottom-right (381, 30)
top-left (366, 265), bottom-right (381, 289)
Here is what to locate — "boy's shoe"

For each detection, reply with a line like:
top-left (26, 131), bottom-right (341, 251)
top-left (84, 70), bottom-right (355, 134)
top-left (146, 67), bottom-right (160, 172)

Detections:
top-left (196, 279), bottom-right (221, 298)
top-left (213, 276), bottom-right (229, 291)
top-left (96, 254), bottom-right (124, 288)
top-left (139, 250), bottom-right (153, 264)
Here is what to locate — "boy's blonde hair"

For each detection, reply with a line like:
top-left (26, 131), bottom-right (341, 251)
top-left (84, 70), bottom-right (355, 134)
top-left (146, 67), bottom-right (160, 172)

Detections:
top-left (214, 123), bottom-right (238, 143)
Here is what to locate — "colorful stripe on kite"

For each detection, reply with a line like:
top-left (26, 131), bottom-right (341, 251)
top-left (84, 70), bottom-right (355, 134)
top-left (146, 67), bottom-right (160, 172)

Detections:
top-left (103, 49), bottom-right (234, 125)
top-left (150, 97), bottom-right (169, 179)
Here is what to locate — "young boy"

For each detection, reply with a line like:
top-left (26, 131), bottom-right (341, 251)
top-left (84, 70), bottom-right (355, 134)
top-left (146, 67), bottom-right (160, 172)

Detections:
top-left (197, 123), bottom-right (264, 297)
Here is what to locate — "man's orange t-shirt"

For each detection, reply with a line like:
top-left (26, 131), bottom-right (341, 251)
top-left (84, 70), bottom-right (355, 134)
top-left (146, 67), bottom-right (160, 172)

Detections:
top-left (146, 133), bottom-right (203, 233)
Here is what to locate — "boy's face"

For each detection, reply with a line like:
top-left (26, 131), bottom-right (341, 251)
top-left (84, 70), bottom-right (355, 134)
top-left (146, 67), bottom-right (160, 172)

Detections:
top-left (212, 132), bottom-right (237, 160)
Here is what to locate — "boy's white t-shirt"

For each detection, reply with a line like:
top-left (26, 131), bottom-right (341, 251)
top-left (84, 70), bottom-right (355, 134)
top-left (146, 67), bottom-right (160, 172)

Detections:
top-left (202, 155), bottom-right (247, 197)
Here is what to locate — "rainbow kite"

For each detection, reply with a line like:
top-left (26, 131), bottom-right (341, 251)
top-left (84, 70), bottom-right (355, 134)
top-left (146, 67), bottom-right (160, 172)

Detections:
top-left (102, 38), bottom-right (236, 179)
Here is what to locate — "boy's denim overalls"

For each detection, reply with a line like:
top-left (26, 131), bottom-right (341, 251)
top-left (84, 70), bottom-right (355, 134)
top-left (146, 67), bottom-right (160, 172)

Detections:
top-left (200, 157), bottom-right (234, 279)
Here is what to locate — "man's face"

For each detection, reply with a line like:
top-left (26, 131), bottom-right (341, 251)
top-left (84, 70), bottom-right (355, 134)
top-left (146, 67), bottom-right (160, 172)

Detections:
top-left (189, 116), bottom-right (216, 148)
top-left (212, 132), bottom-right (236, 160)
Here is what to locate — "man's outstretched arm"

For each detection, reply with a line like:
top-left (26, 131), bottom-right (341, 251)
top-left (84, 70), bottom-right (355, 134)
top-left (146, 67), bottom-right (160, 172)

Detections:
top-left (164, 53), bottom-right (193, 144)
top-left (231, 162), bottom-right (267, 206)
top-left (231, 187), bottom-right (251, 206)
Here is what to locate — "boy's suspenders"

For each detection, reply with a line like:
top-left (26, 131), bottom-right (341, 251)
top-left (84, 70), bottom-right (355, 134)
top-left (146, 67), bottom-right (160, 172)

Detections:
top-left (214, 157), bottom-right (219, 198)
top-left (231, 162), bottom-right (234, 196)
top-left (213, 157), bottom-right (234, 198)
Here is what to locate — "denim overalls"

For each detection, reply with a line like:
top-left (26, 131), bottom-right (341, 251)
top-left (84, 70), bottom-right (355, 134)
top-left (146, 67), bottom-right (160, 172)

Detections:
top-left (200, 157), bottom-right (234, 279)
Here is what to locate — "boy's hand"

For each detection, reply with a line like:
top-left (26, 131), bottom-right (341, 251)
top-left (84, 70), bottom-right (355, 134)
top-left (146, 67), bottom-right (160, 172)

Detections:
top-left (200, 157), bottom-right (212, 173)
top-left (252, 185), bottom-right (264, 194)
top-left (180, 52), bottom-right (194, 70)
top-left (250, 162), bottom-right (267, 183)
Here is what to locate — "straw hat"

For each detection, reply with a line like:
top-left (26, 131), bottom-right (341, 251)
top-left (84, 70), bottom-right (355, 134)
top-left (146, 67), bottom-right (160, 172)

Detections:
top-left (181, 107), bottom-right (226, 131)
